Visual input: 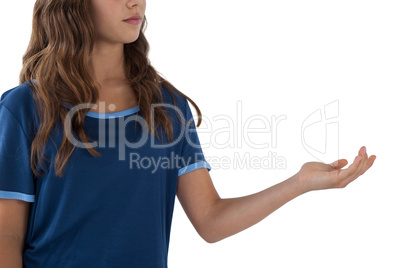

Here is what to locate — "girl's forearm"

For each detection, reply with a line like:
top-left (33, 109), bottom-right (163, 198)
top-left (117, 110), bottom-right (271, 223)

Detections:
top-left (203, 174), bottom-right (303, 243)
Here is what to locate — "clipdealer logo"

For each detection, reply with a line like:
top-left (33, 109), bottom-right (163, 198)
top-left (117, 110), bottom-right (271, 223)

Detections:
top-left (62, 99), bottom-right (339, 171)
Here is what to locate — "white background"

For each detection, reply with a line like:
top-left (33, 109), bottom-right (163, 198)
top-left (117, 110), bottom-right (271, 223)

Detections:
top-left (1, 1), bottom-right (401, 267)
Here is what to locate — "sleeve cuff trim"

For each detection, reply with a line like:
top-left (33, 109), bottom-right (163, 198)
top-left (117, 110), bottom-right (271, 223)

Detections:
top-left (178, 161), bottom-right (211, 177)
top-left (0, 190), bottom-right (35, 203)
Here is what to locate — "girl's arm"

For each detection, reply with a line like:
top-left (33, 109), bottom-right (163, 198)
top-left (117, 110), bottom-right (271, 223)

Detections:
top-left (176, 146), bottom-right (376, 243)
top-left (0, 199), bottom-right (31, 267)
top-left (0, 235), bottom-right (24, 268)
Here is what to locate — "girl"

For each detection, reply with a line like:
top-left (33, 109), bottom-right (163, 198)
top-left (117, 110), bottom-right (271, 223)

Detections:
top-left (0, 0), bottom-right (376, 267)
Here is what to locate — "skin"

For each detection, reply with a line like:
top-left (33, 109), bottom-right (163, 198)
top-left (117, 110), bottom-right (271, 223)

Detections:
top-left (177, 146), bottom-right (376, 243)
top-left (90, 0), bottom-right (377, 244)
top-left (89, 0), bottom-right (146, 112)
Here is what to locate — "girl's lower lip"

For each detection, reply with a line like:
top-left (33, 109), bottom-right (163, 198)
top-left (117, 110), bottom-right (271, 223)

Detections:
top-left (124, 19), bottom-right (141, 25)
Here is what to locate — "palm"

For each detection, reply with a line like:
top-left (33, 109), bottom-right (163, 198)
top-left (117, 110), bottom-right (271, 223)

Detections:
top-left (297, 146), bottom-right (376, 193)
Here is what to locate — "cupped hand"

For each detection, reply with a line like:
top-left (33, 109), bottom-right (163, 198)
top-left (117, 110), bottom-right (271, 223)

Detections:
top-left (296, 146), bottom-right (376, 194)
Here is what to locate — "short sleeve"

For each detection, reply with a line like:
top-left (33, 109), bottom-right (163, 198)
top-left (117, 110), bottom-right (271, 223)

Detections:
top-left (0, 104), bottom-right (35, 202)
top-left (178, 100), bottom-right (211, 177)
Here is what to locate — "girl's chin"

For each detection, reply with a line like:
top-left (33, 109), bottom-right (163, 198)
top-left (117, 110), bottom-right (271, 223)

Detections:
top-left (123, 35), bottom-right (140, 44)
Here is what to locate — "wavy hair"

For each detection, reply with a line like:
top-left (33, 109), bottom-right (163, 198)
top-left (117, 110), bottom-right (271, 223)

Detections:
top-left (19, 0), bottom-right (203, 178)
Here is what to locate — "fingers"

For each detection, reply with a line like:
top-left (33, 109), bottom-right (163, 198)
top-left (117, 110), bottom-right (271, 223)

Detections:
top-left (356, 146), bottom-right (368, 174)
top-left (339, 146), bottom-right (376, 186)
top-left (367, 155), bottom-right (376, 168)
top-left (330, 159), bottom-right (348, 169)
top-left (360, 154), bottom-right (376, 176)
top-left (357, 146), bottom-right (376, 176)
top-left (341, 153), bottom-right (362, 178)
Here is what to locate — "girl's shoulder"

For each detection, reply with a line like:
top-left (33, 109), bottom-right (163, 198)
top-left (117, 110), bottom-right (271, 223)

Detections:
top-left (160, 84), bottom-right (188, 110)
top-left (0, 81), bottom-right (38, 136)
top-left (0, 80), bottom-right (36, 110)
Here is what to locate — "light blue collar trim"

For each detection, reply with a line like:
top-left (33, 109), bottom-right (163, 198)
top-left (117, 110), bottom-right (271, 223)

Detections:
top-left (60, 102), bottom-right (140, 119)
top-left (85, 105), bottom-right (140, 119)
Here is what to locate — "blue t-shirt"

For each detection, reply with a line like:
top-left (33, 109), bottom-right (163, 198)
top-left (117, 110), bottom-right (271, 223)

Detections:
top-left (0, 81), bottom-right (211, 267)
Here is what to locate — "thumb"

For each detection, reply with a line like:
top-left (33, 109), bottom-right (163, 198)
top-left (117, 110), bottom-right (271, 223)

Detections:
top-left (329, 159), bottom-right (348, 169)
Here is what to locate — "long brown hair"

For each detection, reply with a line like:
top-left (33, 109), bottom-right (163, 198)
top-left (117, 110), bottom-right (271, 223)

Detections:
top-left (19, 0), bottom-right (203, 178)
